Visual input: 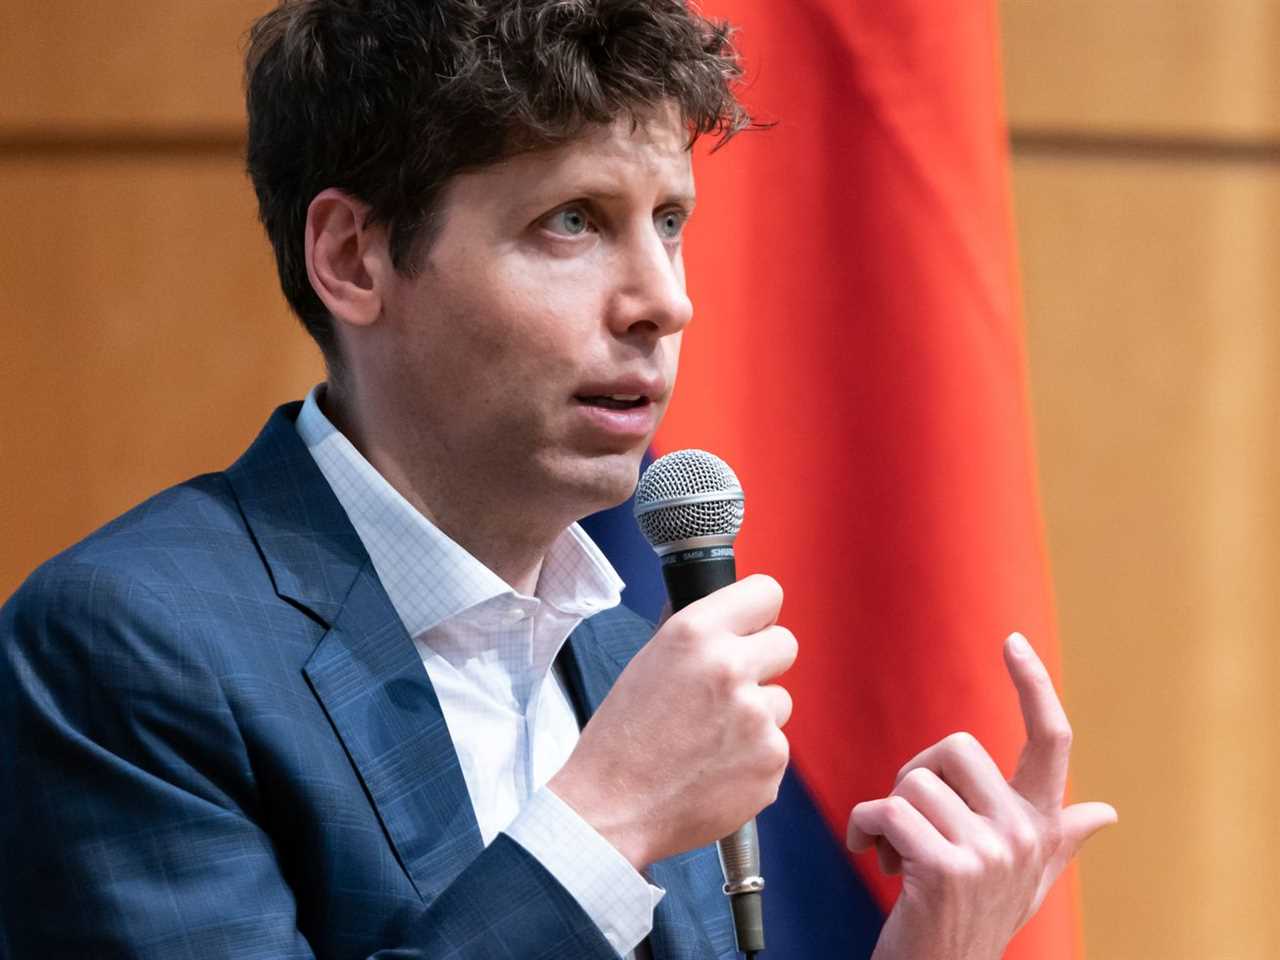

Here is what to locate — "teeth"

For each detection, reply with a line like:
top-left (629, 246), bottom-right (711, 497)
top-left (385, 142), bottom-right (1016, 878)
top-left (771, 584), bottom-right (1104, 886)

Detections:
top-left (609, 395), bottom-right (642, 402)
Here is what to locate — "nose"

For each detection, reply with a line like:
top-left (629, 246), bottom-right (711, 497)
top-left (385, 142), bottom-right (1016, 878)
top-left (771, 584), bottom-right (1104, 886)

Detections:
top-left (605, 227), bottom-right (694, 340)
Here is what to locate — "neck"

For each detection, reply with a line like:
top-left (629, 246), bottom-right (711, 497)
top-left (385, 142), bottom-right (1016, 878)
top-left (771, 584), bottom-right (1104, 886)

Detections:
top-left (319, 382), bottom-right (557, 596)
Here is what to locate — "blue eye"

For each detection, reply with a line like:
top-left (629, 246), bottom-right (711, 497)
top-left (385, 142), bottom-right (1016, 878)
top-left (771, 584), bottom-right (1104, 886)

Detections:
top-left (655, 209), bottom-right (686, 239)
top-left (549, 207), bottom-right (591, 236)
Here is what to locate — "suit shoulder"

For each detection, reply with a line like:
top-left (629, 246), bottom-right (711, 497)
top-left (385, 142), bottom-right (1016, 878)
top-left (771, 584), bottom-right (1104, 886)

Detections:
top-left (67, 471), bottom-right (245, 559)
top-left (7, 472), bottom-right (260, 608)
top-left (1, 472), bottom-right (241, 640)
top-left (0, 471), bottom-right (284, 711)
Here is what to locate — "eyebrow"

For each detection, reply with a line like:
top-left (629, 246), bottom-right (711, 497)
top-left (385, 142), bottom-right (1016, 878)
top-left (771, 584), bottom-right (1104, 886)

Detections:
top-left (520, 185), bottom-right (696, 214)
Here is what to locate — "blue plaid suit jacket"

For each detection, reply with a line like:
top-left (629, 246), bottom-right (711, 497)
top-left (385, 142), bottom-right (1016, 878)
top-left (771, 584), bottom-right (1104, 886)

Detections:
top-left (0, 404), bottom-right (738, 959)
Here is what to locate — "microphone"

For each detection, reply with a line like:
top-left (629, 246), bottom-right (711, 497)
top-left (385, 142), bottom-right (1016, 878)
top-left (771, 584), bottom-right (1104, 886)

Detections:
top-left (634, 449), bottom-right (765, 957)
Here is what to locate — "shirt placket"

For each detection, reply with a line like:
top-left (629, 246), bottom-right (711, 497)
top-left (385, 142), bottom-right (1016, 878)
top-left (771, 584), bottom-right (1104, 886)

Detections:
top-left (507, 598), bottom-right (541, 804)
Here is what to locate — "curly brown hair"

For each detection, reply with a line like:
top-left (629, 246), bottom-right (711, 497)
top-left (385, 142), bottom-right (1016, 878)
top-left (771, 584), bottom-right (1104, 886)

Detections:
top-left (244, 0), bottom-right (752, 371)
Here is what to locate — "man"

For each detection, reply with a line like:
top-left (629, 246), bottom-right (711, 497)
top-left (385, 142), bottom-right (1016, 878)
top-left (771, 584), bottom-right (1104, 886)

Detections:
top-left (0, 1), bottom-right (1113, 958)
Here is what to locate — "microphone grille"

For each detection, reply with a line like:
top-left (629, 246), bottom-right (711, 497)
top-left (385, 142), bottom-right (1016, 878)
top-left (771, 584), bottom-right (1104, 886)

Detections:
top-left (633, 449), bottom-right (745, 548)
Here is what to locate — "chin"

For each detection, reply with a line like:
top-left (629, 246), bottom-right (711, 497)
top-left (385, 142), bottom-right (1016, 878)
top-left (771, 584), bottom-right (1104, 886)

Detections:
top-left (558, 450), bottom-right (646, 519)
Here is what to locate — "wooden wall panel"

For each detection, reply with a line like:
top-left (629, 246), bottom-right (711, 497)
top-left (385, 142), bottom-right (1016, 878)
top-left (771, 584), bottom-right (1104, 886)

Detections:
top-left (0, 0), bottom-right (273, 133)
top-left (1013, 154), bottom-right (1280, 959)
top-left (0, 156), bottom-right (323, 597)
top-left (1002, 0), bottom-right (1280, 139)
top-left (1004, 1), bottom-right (1280, 956)
top-left (2, 4), bottom-right (1276, 959)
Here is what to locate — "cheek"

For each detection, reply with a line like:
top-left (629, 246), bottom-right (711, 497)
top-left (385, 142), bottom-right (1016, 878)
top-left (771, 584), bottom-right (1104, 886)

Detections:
top-left (408, 252), bottom-right (609, 400)
top-left (661, 331), bottom-right (683, 395)
top-left (496, 267), bottom-right (605, 358)
top-left (451, 295), bottom-right (584, 406)
top-left (419, 268), bottom-right (530, 359)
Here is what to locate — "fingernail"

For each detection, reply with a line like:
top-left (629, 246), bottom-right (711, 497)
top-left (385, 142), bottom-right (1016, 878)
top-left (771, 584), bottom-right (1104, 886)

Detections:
top-left (1008, 632), bottom-right (1032, 657)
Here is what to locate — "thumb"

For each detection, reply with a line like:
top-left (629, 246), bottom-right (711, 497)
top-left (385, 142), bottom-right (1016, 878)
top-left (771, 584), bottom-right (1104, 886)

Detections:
top-left (1032, 801), bottom-right (1118, 915)
top-left (1058, 801), bottom-right (1119, 862)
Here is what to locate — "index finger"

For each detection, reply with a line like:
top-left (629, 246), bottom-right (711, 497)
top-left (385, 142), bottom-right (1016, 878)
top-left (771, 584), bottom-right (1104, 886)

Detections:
top-left (740, 625), bottom-right (799, 684)
top-left (1005, 632), bottom-right (1072, 811)
top-left (682, 573), bottom-right (783, 636)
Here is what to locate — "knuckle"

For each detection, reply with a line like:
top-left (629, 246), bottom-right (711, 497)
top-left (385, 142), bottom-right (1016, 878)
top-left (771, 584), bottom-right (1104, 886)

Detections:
top-left (893, 760), bottom-right (918, 787)
top-left (885, 795), bottom-right (914, 827)
top-left (1008, 820), bottom-right (1040, 860)
top-left (667, 612), bottom-right (705, 647)
top-left (752, 730), bottom-right (789, 794)
top-left (751, 574), bottom-right (784, 607)
top-left (709, 655), bottom-right (742, 695)
top-left (958, 846), bottom-right (992, 880)
top-left (898, 767), bottom-right (938, 797)
top-left (740, 689), bottom-right (772, 727)
top-left (768, 728), bottom-right (791, 772)
top-left (764, 778), bottom-right (782, 807)
top-left (775, 626), bottom-right (799, 660)
top-left (1045, 721), bottom-right (1074, 751)
top-left (771, 685), bottom-right (794, 727)
top-left (944, 730), bottom-right (980, 756)
top-left (979, 835), bottom-right (1014, 871)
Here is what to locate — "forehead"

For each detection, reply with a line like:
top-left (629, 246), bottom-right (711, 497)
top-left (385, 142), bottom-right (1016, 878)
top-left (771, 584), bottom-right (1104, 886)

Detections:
top-left (449, 105), bottom-right (696, 212)
top-left (557, 105), bottom-right (693, 177)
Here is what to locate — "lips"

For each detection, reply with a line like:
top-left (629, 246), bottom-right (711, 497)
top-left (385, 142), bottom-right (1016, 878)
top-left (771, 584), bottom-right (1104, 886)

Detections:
top-left (572, 376), bottom-right (666, 410)
top-left (576, 394), bottom-right (647, 410)
top-left (571, 376), bottom-right (665, 440)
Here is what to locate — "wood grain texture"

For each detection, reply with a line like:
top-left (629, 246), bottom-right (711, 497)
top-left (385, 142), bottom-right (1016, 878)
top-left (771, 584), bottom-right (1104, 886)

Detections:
top-left (1002, 0), bottom-right (1280, 141)
top-left (0, 0), bottom-right (273, 135)
top-left (0, 156), bottom-right (323, 597)
top-left (1013, 152), bottom-right (1280, 960)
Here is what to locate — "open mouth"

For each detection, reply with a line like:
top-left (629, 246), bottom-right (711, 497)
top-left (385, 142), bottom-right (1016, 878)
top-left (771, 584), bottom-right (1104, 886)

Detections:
top-left (575, 395), bottom-right (649, 411)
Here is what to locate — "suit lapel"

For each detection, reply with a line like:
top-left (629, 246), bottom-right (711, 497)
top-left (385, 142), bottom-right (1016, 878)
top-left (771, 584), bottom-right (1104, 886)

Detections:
top-left (228, 404), bottom-right (483, 902)
top-left (557, 618), bottom-right (618, 728)
top-left (303, 565), bottom-right (483, 901)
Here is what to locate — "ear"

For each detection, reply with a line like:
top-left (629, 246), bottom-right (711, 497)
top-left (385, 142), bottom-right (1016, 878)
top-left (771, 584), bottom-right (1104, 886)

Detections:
top-left (304, 188), bottom-right (388, 329)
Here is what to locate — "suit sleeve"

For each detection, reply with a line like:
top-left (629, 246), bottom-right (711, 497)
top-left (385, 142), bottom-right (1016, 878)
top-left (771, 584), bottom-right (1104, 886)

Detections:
top-left (0, 562), bottom-right (620, 960)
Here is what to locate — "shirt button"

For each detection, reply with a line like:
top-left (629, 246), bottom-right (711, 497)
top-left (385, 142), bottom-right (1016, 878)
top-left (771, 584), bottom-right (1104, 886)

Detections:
top-left (503, 607), bottom-right (527, 625)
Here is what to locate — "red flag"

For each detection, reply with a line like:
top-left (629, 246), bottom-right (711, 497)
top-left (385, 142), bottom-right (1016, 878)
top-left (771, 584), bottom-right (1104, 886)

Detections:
top-left (661, 1), bottom-right (1079, 955)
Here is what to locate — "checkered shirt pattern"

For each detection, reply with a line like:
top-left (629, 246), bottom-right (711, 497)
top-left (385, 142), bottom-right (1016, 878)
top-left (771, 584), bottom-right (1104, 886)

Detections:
top-left (296, 386), bottom-right (663, 959)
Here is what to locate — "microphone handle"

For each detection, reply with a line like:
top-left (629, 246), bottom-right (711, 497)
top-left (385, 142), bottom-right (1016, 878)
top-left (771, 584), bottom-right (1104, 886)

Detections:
top-left (660, 549), bottom-right (737, 613)
top-left (660, 550), bottom-right (767, 956)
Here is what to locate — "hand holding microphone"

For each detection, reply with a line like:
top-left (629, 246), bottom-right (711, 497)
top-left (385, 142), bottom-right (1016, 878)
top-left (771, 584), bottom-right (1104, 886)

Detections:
top-left (549, 451), bottom-right (792, 956)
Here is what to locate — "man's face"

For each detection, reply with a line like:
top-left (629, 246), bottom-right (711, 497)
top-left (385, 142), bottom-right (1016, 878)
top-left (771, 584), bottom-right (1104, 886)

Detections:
top-left (376, 106), bottom-right (694, 527)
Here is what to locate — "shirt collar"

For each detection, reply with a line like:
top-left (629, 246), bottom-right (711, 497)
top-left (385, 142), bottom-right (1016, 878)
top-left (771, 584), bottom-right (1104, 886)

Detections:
top-left (294, 385), bottom-right (624, 639)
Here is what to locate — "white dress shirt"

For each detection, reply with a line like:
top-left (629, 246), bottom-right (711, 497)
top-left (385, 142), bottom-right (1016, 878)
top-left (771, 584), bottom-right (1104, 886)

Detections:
top-left (296, 386), bottom-right (662, 958)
